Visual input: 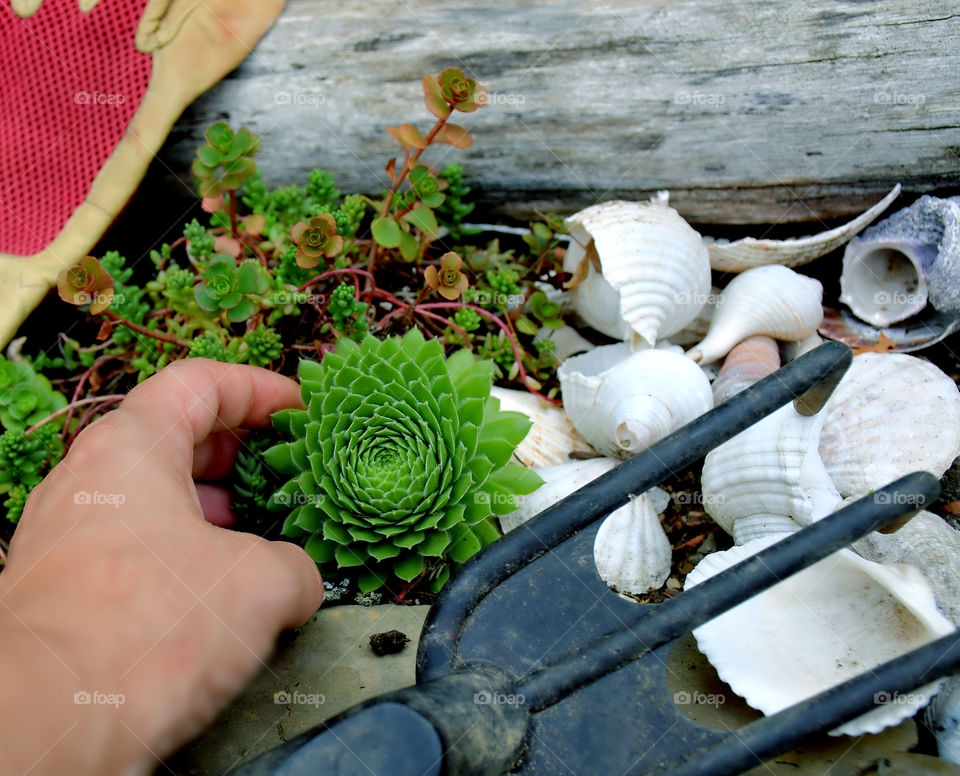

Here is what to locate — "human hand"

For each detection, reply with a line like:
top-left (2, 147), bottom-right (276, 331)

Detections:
top-left (0, 359), bottom-right (323, 775)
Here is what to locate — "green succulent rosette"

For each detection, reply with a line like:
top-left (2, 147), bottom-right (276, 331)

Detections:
top-left (265, 330), bottom-right (543, 592)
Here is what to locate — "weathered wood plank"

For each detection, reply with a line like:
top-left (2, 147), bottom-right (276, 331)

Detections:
top-left (158, 0), bottom-right (960, 223)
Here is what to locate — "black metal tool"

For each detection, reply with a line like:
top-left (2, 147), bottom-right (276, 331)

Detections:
top-left (235, 342), bottom-right (960, 776)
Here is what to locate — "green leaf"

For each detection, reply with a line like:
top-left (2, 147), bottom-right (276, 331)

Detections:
top-left (394, 554), bottom-right (425, 582)
top-left (401, 205), bottom-right (438, 237)
top-left (371, 216), bottom-right (402, 248)
top-left (514, 316), bottom-right (539, 336)
top-left (438, 123), bottom-right (472, 149)
top-left (398, 230), bottom-right (419, 262)
top-left (358, 570), bottom-right (388, 593)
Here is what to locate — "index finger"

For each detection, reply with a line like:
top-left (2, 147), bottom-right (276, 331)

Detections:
top-left (109, 358), bottom-right (302, 479)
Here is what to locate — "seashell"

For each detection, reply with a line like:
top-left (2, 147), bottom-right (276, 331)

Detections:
top-left (731, 514), bottom-right (800, 546)
top-left (594, 494), bottom-right (672, 595)
top-left (490, 386), bottom-right (595, 467)
top-left (664, 286), bottom-right (720, 346)
top-left (779, 331), bottom-right (824, 363)
top-left (819, 304), bottom-right (960, 353)
top-left (701, 403), bottom-right (841, 537)
top-left (686, 265), bottom-right (824, 365)
top-left (926, 675), bottom-right (960, 765)
top-left (707, 185), bottom-right (901, 272)
top-left (558, 344), bottom-right (713, 459)
top-left (499, 458), bottom-right (618, 533)
top-left (563, 199), bottom-right (712, 348)
top-left (711, 335), bottom-right (780, 405)
top-left (854, 510), bottom-right (960, 627)
top-left (533, 324), bottom-right (594, 363)
top-left (818, 353), bottom-right (960, 498)
top-left (840, 194), bottom-right (960, 326)
top-left (686, 535), bottom-right (954, 736)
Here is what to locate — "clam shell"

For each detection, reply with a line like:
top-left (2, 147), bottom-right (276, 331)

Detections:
top-left (711, 335), bottom-right (780, 405)
top-left (499, 458), bottom-right (618, 534)
top-left (926, 675), bottom-right (960, 765)
top-left (558, 344), bottom-right (713, 459)
top-left (563, 200), bottom-right (712, 348)
top-left (707, 185), bottom-right (901, 272)
top-left (594, 494), bottom-right (672, 595)
top-left (701, 403), bottom-right (841, 537)
top-left (840, 194), bottom-right (960, 326)
top-left (490, 386), bottom-right (595, 468)
top-left (854, 510), bottom-right (960, 627)
top-left (686, 535), bottom-right (954, 736)
top-left (818, 353), bottom-right (960, 498)
top-left (686, 265), bottom-right (824, 365)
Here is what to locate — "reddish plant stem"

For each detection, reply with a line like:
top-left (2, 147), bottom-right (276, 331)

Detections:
top-left (417, 302), bottom-right (559, 404)
top-left (103, 311), bottom-right (190, 348)
top-left (298, 268), bottom-right (376, 293)
top-left (415, 309), bottom-right (471, 345)
top-left (60, 334), bottom-right (114, 353)
top-left (227, 189), bottom-right (239, 237)
top-left (65, 397), bottom-right (125, 448)
top-left (62, 354), bottom-right (118, 440)
top-left (25, 395), bottom-right (125, 436)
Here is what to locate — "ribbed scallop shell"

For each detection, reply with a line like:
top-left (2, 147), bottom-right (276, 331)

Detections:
top-left (840, 194), bottom-right (960, 326)
top-left (711, 335), bottom-right (781, 405)
top-left (686, 265), bottom-right (823, 365)
top-left (489, 386), bottom-right (595, 468)
top-left (563, 199), bottom-right (712, 348)
top-left (686, 535), bottom-right (954, 736)
top-left (558, 344), bottom-right (713, 459)
top-left (818, 353), bottom-right (960, 498)
top-left (701, 403), bottom-right (841, 536)
top-left (499, 457), bottom-right (618, 533)
top-left (707, 185), bottom-right (900, 272)
top-left (731, 514), bottom-right (800, 546)
top-left (594, 494), bottom-right (672, 595)
top-left (854, 510), bottom-right (960, 627)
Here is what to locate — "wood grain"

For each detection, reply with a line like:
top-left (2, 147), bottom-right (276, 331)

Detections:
top-left (159, 0), bottom-right (960, 224)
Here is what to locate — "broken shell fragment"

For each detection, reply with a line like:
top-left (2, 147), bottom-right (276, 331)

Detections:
top-left (711, 335), bottom-right (781, 405)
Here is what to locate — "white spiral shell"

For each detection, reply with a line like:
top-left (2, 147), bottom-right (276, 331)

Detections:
top-left (558, 344), bottom-right (713, 459)
top-left (563, 199), bottom-right (712, 348)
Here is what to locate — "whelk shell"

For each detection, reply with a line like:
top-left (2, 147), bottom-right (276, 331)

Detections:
top-left (818, 352), bottom-right (960, 498)
top-left (686, 535), bottom-right (954, 736)
top-left (707, 185), bottom-right (900, 272)
top-left (558, 344), bottom-right (713, 459)
top-left (711, 335), bottom-right (780, 405)
top-left (840, 194), bottom-right (960, 326)
top-left (563, 199), bottom-right (712, 348)
top-left (686, 265), bottom-right (823, 365)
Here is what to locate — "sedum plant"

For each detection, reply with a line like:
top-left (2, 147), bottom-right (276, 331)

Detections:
top-left (195, 256), bottom-right (268, 322)
top-left (265, 330), bottom-right (542, 592)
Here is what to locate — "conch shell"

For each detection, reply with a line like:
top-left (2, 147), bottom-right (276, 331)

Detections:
top-left (563, 198), bottom-right (712, 348)
top-left (558, 344), bottom-right (713, 459)
top-left (840, 194), bottom-right (960, 326)
top-left (707, 185), bottom-right (900, 272)
top-left (686, 265), bottom-right (823, 365)
top-left (594, 493), bottom-right (672, 595)
top-left (711, 335), bottom-right (780, 405)
top-left (686, 535), bottom-right (955, 736)
top-left (490, 386), bottom-right (595, 467)
top-left (818, 353), bottom-right (960, 498)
